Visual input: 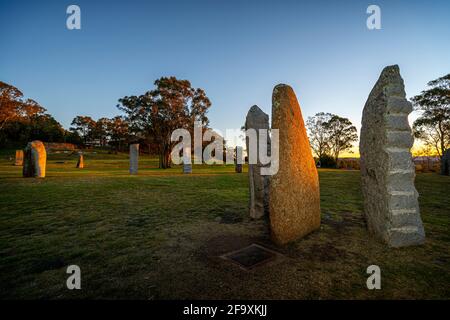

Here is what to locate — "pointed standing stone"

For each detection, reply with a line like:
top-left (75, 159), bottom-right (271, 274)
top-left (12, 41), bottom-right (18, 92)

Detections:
top-left (15, 150), bottom-right (24, 166)
top-left (245, 105), bottom-right (270, 219)
top-left (76, 153), bottom-right (84, 169)
top-left (269, 85), bottom-right (321, 245)
top-left (360, 65), bottom-right (425, 247)
top-left (23, 140), bottom-right (46, 178)
top-left (129, 143), bottom-right (139, 174)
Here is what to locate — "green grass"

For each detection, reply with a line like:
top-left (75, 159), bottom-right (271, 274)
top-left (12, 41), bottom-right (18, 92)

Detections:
top-left (0, 151), bottom-right (449, 299)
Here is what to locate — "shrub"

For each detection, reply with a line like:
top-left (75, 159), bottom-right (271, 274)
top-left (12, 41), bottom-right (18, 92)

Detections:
top-left (318, 154), bottom-right (336, 168)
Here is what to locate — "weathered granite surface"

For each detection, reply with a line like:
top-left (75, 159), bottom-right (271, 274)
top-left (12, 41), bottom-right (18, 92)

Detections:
top-left (23, 140), bottom-right (46, 178)
top-left (245, 105), bottom-right (270, 219)
top-left (269, 85), bottom-right (321, 245)
top-left (235, 146), bottom-right (243, 173)
top-left (129, 144), bottom-right (139, 174)
top-left (360, 65), bottom-right (425, 247)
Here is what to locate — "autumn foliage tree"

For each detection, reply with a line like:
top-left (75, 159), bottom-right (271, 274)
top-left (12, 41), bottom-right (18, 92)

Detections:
top-left (117, 77), bottom-right (211, 168)
top-left (0, 81), bottom-right (46, 130)
top-left (0, 81), bottom-right (70, 147)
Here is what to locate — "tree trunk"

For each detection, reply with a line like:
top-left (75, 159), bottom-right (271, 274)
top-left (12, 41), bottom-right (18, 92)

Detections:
top-left (439, 121), bottom-right (445, 159)
top-left (159, 148), bottom-right (172, 169)
top-left (334, 148), bottom-right (339, 163)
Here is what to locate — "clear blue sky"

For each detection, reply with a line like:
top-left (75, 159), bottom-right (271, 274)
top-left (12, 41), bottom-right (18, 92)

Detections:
top-left (1, 0), bottom-right (449, 145)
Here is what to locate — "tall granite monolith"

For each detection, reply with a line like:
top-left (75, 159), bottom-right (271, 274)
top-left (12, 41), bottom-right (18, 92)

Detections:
top-left (269, 85), bottom-right (321, 245)
top-left (15, 150), bottom-right (24, 166)
top-left (129, 143), bottom-right (139, 174)
top-left (245, 105), bottom-right (270, 219)
top-left (23, 140), bottom-right (46, 178)
top-left (360, 65), bottom-right (425, 247)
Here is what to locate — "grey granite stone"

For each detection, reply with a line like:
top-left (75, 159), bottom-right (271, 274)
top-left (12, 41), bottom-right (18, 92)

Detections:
top-left (360, 65), bottom-right (425, 247)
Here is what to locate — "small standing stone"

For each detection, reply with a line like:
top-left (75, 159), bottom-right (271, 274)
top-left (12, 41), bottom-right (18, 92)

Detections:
top-left (183, 163), bottom-right (192, 174)
top-left (76, 153), bottom-right (84, 169)
top-left (360, 65), bottom-right (425, 247)
top-left (15, 150), bottom-right (24, 166)
top-left (245, 105), bottom-right (270, 219)
top-left (269, 84), bottom-right (321, 245)
top-left (235, 146), bottom-right (243, 173)
top-left (441, 149), bottom-right (450, 176)
top-left (23, 140), bottom-right (47, 178)
top-left (129, 143), bottom-right (139, 174)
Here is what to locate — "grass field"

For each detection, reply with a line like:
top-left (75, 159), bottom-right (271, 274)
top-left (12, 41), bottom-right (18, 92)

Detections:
top-left (0, 150), bottom-right (449, 299)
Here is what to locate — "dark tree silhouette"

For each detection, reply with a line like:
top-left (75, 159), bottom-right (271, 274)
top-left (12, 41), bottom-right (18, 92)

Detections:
top-left (411, 73), bottom-right (450, 158)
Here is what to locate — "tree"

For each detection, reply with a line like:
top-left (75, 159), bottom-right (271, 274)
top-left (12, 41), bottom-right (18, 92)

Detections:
top-left (0, 83), bottom-right (46, 129)
top-left (107, 116), bottom-right (129, 152)
top-left (1, 113), bottom-right (66, 146)
top-left (27, 114), bottom-right (65, 142)
top-left (94, 117), bottom-right (111, 147)
top-left (118, 77), bottom-right (211, 168)
top-left (323, 115), bottom-right (358, 162)
top-left (306, 112), bottom-right (332, 158)
top-left (411, 73), bottom-right (450, 158)
top-left (0, 81), bottom-right (46, 129)
top-left (0, 81), bottom-right (48, 147)
top-left (70, 116), bottom-right (96, 146)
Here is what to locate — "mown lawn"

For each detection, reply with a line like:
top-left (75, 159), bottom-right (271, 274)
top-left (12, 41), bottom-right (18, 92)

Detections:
top-left (0, 151), bottom-right (449, 299)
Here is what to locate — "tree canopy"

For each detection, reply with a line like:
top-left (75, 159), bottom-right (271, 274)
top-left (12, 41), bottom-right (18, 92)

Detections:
top-left (117, 77), bottom-right (211, 168)
top-left (306, 112), bottom-right (358, 163)
top-left (325, 115), bottom-right (358, 162)
top-left (306, 112), bottom-right (332, 159)
top-left (0, 81), bottom-right (46, 129)
top-left (0, 81), bottom-right (73, 147)
top-left (411, 73), bottom-right (450, 158)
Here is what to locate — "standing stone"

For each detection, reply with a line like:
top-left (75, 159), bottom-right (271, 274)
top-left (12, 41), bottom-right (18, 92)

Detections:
top-left (76, 153), bottom-right (84, 169)
top-left (235, 146), bottom-right (243, 173)
top-left (15, 150), bottom-right (24, 166)
top-left (269, 85), bottom-right (321, 245)
top-left (23, 140), bottom-right (46, 178)
top-left (360, 65), bottom-right (425, 247)
top-left (441, 149), bottom-right (450, 176)
top-left (129, 143), bottom-right (139, 174)
top-left (183, 163), bottom-right (192, 174)
top-left (245, 105), bottom-right (270, 219)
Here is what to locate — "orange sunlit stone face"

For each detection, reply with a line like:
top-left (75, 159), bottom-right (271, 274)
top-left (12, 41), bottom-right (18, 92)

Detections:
top-left (269, 84), bottom-right (321, 245)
